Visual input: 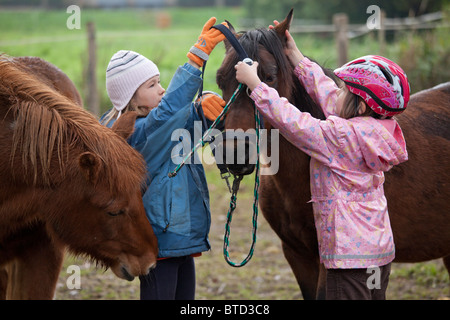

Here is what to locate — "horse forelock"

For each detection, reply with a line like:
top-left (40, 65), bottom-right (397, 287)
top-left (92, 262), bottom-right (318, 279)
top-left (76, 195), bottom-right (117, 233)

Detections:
top-left (245, 30), bottom-right (290, 71)
top-left (0, 57), bottom-right (146, 192)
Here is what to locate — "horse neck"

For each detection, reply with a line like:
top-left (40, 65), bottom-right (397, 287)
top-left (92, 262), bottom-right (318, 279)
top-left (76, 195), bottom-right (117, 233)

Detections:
top-left (269, 135), bottom-right (311, 199)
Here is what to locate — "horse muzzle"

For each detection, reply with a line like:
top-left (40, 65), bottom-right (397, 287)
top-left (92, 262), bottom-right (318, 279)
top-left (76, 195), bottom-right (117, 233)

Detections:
top-left (214, 131), bottom-right (257, 176)
top-left (117, 261), bottom-right (156, 281)
top-left (111, 251), bottom-right (157, 281)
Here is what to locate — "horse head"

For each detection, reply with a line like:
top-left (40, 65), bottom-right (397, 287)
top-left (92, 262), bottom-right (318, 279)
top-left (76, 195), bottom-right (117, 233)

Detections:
top-left (58, 112), bottom-right (158, 281)
top-left (0, 56), bottom-right (158, 282)
top-left (216, 9), bottom-right (324, 176)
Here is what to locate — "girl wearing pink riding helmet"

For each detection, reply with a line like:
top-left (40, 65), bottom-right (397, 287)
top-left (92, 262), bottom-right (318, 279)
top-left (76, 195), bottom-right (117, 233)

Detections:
top-left (334, 55), bottom-right (410, 119)
top-left (235, 28), bottom-right (410, 299)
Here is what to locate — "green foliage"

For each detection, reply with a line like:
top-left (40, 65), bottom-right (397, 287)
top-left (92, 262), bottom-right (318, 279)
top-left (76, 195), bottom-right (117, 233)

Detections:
top-left (244, 0), bottom-right (448, 22)
top-left (395, 5), bottom-right (450, 92)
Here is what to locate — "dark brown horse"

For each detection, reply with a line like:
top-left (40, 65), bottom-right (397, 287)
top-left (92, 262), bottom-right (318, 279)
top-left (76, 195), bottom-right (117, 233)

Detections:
top-left (216, 11), bottom-right (450, 299)
top-left (0, 56), bottom-right (158, 299)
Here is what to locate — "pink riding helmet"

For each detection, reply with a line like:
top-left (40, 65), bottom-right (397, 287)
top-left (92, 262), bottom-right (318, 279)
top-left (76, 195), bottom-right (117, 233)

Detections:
top-left (334, 55), bottom-right (410, 117)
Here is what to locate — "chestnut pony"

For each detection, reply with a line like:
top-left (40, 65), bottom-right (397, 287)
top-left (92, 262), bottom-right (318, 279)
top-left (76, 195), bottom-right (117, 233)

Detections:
top-left (216, 11), bottom-right (450, 299)
top-left (0, 56), bottom-right (158, 299)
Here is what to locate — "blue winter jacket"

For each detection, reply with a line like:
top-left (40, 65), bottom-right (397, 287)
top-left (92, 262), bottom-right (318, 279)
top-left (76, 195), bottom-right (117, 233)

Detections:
top-left (104, 63), bottom-right (211, 258)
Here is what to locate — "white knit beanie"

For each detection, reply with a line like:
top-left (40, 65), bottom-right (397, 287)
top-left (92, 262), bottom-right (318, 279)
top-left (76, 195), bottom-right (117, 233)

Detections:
top-left (106, 50), bottom-right (160, 112)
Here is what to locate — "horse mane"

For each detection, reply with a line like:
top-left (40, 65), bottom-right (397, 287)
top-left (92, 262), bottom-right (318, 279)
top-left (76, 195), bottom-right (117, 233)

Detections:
top-left (0, 55), bottom-right (145, 191)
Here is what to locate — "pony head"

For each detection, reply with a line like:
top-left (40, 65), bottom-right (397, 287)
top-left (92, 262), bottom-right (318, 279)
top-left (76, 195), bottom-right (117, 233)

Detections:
top-left (0, 56), bottom-right (158, 281)
top-left (216, 9), bottom-right (315, 176)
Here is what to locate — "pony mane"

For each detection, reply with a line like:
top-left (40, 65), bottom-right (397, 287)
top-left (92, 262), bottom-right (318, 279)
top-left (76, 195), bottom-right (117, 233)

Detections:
top-left (0, 55), bottom-right (145, 191)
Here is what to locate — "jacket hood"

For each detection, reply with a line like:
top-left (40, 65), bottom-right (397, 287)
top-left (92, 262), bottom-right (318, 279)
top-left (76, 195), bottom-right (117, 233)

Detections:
top-left (353, 117), bottom-right (408, 172)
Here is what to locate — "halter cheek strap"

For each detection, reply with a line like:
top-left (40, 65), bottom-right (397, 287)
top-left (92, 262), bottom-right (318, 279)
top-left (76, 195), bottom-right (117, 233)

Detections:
top-left (171, 23), bottom-right (262, 268)
top-left (195, 23), bottom-right (252, 111)
top-left (196, 23), bottom-right (255, 129)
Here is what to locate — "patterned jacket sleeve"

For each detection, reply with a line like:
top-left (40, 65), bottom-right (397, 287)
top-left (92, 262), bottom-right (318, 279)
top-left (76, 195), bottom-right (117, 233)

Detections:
top-left (295, 57), bottom-right (340, 118)
top-left (250, 82), bottom-right (340, 166)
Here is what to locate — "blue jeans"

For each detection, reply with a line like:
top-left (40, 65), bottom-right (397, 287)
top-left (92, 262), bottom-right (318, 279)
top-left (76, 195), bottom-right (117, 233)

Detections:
top-left (139, 256), bottom-right (195, 300)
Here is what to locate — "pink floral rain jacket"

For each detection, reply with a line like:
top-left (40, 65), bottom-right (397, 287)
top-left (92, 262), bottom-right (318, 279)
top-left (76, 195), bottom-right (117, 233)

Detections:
top-left (250, 57), bottom-right (408, 269)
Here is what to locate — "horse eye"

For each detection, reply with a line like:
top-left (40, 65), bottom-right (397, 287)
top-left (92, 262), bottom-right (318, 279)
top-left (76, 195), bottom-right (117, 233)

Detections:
top-left (107, 209), bottom-right (125, 217)
top-left (265, 75), bottom-right (275, 83)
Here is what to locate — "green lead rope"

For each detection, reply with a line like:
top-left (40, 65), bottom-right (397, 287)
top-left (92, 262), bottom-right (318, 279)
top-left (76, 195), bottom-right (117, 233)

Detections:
top-left (168, 83), bottom-right (262, 268)
top-left (223, 105), bottom-right (262, 268)
top-left (168, 84), bottom-right (244, 178)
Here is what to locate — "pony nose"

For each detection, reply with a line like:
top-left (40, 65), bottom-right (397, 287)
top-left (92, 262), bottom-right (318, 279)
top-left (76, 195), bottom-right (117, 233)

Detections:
top-left (227, 162), bottom-right (255, 176)
top-left (223, 141), bottom-right (257, 176)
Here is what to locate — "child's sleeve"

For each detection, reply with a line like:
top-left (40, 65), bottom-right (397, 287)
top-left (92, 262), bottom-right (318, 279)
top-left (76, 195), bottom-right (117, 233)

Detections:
top-left (133, 62), bottom-right (202, 143)
top-left (250, 82), bottom-right (339, 165)
top-left (152, 63), bottom-right (202, 121)
top-left (294, 57), bottom-right (340, 117)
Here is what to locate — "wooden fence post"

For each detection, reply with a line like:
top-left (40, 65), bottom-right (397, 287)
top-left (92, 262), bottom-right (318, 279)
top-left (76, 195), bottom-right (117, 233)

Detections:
top-left (86, 21), bottom-right (99, 116)
top-left (378, 10), bottom-right (386, 55)
top-left (333, 13), bottom-right (348, 67)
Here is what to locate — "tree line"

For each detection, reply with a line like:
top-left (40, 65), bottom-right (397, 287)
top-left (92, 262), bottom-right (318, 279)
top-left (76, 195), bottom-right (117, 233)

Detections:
top-left (243, 0), bottom-right (447, 23)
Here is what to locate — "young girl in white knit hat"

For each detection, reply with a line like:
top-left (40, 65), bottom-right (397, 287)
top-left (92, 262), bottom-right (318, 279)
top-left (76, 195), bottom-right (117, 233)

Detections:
top-left (101, 17), bottom-right (228, 300)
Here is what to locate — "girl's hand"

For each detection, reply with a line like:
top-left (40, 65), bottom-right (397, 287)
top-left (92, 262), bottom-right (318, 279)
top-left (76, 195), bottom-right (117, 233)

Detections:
top-left (269, 20), bottom-right (305, 66)
top-left (201, 93), bottom-right (226, 121)
top-left (235, 61), bottom-right (261, 91)
top-left (187, 17), bottom-right (228, 68)
top-left (284, 30), bottom-right (304, 66)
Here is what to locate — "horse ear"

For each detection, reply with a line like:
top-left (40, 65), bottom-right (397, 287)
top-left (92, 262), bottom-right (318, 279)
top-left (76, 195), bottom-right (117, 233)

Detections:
top-left (111, 111), bottom-right (138, 140)
top-left (225, 20), bottom-right (235, 33)
top-left (223, 20), bottom-right (238, 52)
top-left (274, 8), bottom-right (294, 45)
top-left (79, 152), bottom-right (102, 184)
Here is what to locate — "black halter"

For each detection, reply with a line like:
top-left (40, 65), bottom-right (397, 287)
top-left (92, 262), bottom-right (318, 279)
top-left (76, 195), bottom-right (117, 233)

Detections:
top-left (171, 24), bottom-right (262, 267)
top-left (197, 22), bottom-right (252, 102)
top-left (212, 23), bottom-right (250, 61)
top-left (195, 23), bottom-right (256, 189)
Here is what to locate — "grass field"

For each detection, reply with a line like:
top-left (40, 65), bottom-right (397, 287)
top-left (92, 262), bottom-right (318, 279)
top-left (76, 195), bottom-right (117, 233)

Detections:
top-left (0, 6), bottom-right (406, 113)
top-left (0, 7), bottom-right (248, 113)
top-left (1, 7), bottom-right (449, 300)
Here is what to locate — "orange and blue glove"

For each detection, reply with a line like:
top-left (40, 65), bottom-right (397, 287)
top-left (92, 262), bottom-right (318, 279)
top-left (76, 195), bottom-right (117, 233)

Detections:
top-left (187, 17), bottom-right (228, 67)
top-left (199, 92), bottom-right (226, 121)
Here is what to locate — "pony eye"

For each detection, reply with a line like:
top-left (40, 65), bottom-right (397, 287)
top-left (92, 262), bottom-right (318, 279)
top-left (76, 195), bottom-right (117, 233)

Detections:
top-left (264, 73), bottom-right (277, 84)
top-left (107, 209), bottom-right (125, 217)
